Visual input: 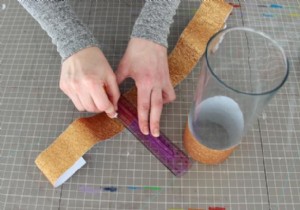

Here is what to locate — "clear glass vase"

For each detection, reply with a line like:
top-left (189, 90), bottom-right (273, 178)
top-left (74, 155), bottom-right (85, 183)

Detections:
top-left (184, 27), bottom-right (289, 164)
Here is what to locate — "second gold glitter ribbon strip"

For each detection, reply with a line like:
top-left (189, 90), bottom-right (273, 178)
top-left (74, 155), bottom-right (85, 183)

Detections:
top-left (35, 1), bottom-right (233, 187)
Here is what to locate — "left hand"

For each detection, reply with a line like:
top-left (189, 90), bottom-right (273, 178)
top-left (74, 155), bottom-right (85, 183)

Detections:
top-left (116, 37), bottom-right (176, 137)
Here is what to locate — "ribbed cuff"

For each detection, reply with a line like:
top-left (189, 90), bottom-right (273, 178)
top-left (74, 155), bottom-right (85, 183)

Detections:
top-left (59, 34), bottom-right (100, 61)
top-left (131, 25), bottom-right (168, 48)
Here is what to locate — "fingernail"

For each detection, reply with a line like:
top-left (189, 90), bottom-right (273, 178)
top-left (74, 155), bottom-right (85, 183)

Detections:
top-left (108, 112), bottom-right (118, 118)
top-left (143, 126), bottom-right (149, 135)
top-left (153, 129), bottom-right (160, 137)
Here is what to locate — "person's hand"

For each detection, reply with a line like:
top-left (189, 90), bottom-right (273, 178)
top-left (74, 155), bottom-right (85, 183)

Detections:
top-left (116, 38), bottom-right (176, 137)
top-left (60, 47), bottom-right (120, 118)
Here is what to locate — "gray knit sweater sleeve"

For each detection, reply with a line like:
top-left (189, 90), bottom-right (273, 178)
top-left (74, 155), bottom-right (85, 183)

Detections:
top-left (131, 0), bottom-right (181, 48)
top-left (18, 0), bottom-right (100, 60)
top-left (18, 0), bottom-right (180, 60)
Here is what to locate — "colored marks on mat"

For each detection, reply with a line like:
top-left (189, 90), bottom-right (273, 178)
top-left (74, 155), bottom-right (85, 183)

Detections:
top-left (127, 186), bottom-right (142, 190)
top-left (79, 185), bottom-right (102, 194)
top-left (263, 13), bottom-right (275, 18)
top-left (168, 208), bottom-right (219, 210)
top-left (143, 186), bottom-right (162, 191)
top-left (79, 186), bottom-right (117, 193)
top-left (228, 2), bottom-right (300, 19)
top-left (257, 4), bottom-right (268, 8)
top-left (268, 3), bottom-right (300, 9)
top-left (262, 13), bottom-right (300, 18)
top-left (127, 185), bottom-right (161, 191)
top-left (79, 185), bottom-right (163, 193)
top-left (188, 208), bottom-right (205, 210)
top-left (209, 207), bottom-right (226, 210)
top-left (269, 4), bottom-right (283, 9)
top-left (261, 3), bottom-right (300, 10)
top-left (103, 187), bottom-right (117, 192)
top-left (78, 186), bottom-right (117, 193)
top-left (228, 3), bottom-right (241, 8)
top-left (229, 2), bottom-right (299, 10)
top-left (290, 13), bottom-right (300, 17)
top-left (169, 209), bottom-right (185, 210)
top-left (229, 3), bottom-right (285, 9)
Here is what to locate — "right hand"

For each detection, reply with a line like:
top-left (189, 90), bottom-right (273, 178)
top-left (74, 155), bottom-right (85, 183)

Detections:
top-left (60, 47), bottom-right (120, 118)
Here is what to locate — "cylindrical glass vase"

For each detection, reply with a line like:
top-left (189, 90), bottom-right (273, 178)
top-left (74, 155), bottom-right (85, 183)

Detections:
top-left (184, 27), bottom-right (289, 164)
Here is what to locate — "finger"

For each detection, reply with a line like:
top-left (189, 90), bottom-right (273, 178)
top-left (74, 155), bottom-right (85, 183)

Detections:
top-left (68, 79), bottom-right (99, 112)
top-left (79, 92), bottom-right (99, 113)
top-left (137, 86), bottom-right (151, 135)
top-left (90, 86), bottom-right (117, 118)
top-left (61, 86), bottom-right (85, 111)
top-left (106, 75), bottom-right (121, 110)
top-left (69, 94), bottom-right (85, 111)
top-left (150, 88), bottom-right (163, 137)
top-left (162, 82), bottom-right (176, 104)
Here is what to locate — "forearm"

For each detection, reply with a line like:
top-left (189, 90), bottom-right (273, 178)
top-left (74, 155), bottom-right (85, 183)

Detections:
top-left (131, 0), bottom-right (181, 48)
top-left (18, 0), bottom-right (99, 60)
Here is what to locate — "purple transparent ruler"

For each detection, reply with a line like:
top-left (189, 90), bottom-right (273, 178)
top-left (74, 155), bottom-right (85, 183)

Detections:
top-left (117, 95), bottom-right (192, 176)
